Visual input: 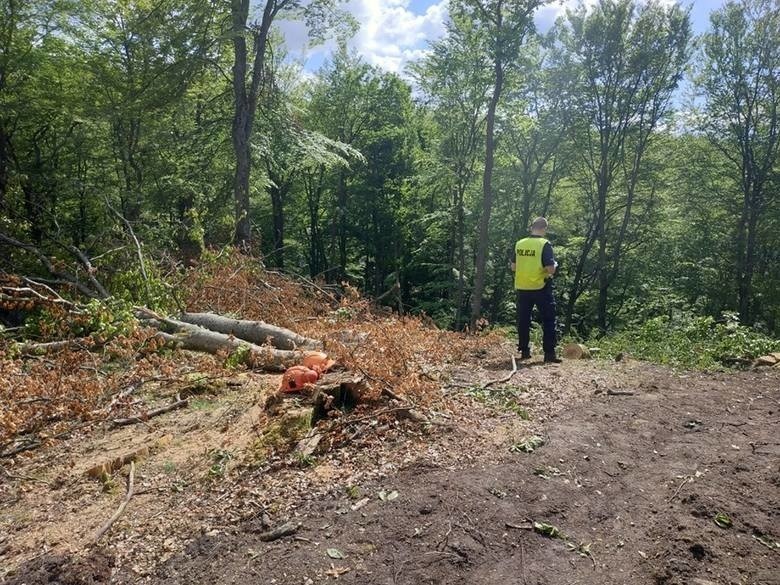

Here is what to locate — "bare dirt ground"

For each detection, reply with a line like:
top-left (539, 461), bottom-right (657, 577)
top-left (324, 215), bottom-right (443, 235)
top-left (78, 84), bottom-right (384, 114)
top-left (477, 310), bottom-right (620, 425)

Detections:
top-left (2, 352), bottom-right (779, 585)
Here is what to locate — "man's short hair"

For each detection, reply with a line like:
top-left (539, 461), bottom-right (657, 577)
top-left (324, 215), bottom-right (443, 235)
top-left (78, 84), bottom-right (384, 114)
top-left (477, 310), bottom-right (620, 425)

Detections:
top-left (531, 217), bottom-right (548, 231)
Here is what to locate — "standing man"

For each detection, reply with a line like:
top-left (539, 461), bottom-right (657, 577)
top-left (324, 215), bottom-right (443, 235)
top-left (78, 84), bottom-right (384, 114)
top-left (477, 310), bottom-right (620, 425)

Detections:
top-left (510, 217), bottom-right (560, 363)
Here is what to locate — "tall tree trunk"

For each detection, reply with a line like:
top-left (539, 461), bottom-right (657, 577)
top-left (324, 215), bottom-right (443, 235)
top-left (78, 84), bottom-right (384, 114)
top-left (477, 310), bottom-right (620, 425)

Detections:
top-left (232, 114), bottom-right (251, 246)
top-left (454, 188), bottom-right (467, 330)
top-left (564, 222), bottom-right (597, 333)
top-left (489, 251), bottom-right (509, 325)
top-left (0, 124), bottom-right (8, 210)
top-left (734, 178), bottom-right (750, 322)
top-left (269, 182), bottom-right (286, 269)
top-left (231, 0), bottom-right (274, 248)
top-left (595, 154), bottom-right (610, 332)
top-left (469, 62), bottom-right (503, 331)
top-left (738, 193), bottom-right (760, 323)
top-left (305, 167), bottom-right (325, 278)
top-left (337, 169), bottom-right (347, 277)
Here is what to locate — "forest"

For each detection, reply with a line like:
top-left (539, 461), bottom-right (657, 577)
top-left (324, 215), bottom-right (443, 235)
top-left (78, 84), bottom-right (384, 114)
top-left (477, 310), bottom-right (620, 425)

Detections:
top-left (1, 0), bottom-right (778, 346)
top-left (1, 1), bottom-right (780, 584)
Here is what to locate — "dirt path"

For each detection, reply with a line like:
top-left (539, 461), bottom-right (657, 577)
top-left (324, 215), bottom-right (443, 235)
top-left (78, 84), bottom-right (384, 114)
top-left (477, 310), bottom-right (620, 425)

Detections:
top-left (3, 361), bottom-right (778, 585)
top-left (141, 365), bottom-right (779, 585)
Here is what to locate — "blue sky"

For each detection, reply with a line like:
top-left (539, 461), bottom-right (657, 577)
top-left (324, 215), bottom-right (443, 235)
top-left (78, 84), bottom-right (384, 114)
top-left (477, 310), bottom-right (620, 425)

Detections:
top-left (281, 0), bottom-right (727, 76)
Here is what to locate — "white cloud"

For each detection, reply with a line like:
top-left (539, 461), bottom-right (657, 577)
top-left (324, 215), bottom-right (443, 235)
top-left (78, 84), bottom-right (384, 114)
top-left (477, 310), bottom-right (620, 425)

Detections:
top-left (535, 0), bottom-right (682, 30)
top-left (279, 0), bottom-right (449, 76)
top-left (282, 0), bottom-right (685, 76)
top-left (347, 0), bottom-right (448, 74)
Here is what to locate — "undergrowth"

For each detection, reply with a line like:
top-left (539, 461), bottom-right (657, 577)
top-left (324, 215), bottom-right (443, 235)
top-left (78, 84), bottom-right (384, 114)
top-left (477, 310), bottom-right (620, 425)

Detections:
top-left (1, 249), bottom-right (499, 447)
top-left (591, 312), bottom-right (780, 370)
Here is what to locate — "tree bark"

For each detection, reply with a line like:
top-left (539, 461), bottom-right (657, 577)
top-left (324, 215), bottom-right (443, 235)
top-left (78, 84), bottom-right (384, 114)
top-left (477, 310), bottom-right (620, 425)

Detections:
top-left (156, 324), bottom-right (305, 372)
top-left (0, 124), bottom-right (8, 210)
top-left (231, 0), bottom-right (276, 248)
top-left (453, 184), bottom-right (467, 331)
top-left (337, 168), bottom-right (348, 277)
top-left (304, 166), bottom-right (326, 278)
top-left (269, 180), bottom-right (287, 269)
top-left (739, 197), bottom-right (760, 323)
top-left (469, 59), bottom-right (503, 331)
top-left (178, 312), bottom-right (322, 350)
top-left (564, 222), bottom-right (597, 333)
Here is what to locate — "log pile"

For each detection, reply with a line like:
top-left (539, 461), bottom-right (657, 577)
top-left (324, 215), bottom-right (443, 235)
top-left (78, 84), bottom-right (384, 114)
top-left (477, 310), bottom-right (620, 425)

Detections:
top-left (138, 310), bottom-right (321, 372)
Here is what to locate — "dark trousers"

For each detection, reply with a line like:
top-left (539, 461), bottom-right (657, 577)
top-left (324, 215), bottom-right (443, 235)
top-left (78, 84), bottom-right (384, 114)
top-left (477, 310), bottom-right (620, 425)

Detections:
top-left (516, 284), bottom-right (557, 355)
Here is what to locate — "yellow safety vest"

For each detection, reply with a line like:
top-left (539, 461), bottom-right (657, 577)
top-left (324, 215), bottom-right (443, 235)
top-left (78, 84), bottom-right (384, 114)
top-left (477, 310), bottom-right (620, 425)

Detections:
top-left (514, 237), bottom-right (549, 290)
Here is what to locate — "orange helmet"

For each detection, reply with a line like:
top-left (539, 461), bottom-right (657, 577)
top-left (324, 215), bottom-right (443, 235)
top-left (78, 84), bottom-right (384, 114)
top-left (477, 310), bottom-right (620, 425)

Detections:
top-left (302, 351), bottom-right (336, 374)
top-left (280, 365), bottom-right (320, 393)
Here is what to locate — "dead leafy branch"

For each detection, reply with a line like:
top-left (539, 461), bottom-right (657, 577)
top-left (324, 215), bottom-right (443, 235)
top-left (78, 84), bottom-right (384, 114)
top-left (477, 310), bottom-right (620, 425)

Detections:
top-left (1, 249), bottom-right (498, 464)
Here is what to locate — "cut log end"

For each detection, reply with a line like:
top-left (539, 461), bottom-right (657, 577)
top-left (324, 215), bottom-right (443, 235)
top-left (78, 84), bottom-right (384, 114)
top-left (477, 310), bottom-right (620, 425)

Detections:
top-left (562, 343), bottom-right (591, 360)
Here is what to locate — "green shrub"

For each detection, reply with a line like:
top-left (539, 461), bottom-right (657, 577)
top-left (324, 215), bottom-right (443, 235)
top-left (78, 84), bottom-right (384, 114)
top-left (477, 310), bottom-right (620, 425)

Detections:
top-left (593, 311), bottom-right (779, 369)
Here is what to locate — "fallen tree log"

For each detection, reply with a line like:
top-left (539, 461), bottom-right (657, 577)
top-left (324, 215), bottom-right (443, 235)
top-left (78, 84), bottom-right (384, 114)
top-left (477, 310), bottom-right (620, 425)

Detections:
top-left (156, 322), bottom-right (305, 372)
top-left (179, 312), bottom-right (322, 351)
top-left (135, 307), bottom-right (318, 371)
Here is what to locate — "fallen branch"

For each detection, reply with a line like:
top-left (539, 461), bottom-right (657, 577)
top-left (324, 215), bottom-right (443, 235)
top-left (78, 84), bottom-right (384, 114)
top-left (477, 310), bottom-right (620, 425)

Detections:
top-left (92, 461), bottom-right (135, 545)
top-left (0, 439), bottom-right (42, 459)
top-left (505, 521), bottom-right (533, 531)
top-left (0, 231), bottom-right (107, 299)
top-left (265, 269), bottom-right (340, 303)
top-left (355, 366), bottom-right (406, 402)
top-left (0, 423), bottom-right (88, 458)
top-left (0, 465), bottom-right (51, 485)
top-left (19, 338), bottom-right (93, 356)
top-left (483, 355), bottom-right (518, 389)
top-left (381, 386), bottom-right (405, 402)
top-left (96, 383), bottom-right (140, 415)
top-left (104, 195), bottom-right (151, 303)
top-left (66, 244), bottom-right (110, 299)
top-left (395, 406), bottom-right (429, 424)
top-left (606, 389), bottom-right (635, 396)
top-left (256, 521), bottom-right (300, 542)
top-left (111, 397), bottom-right (189, 427)
top-left (2, 283), bottom-right (80, 311)
top-left (667, 476), bottom-right (691, 502)
top-left (374, 281), bottom-right (400, 305)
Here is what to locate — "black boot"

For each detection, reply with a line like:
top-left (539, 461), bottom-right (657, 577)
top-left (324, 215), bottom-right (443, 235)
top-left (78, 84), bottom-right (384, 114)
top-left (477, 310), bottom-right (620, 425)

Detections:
top-left (517, 345), bottom-right (531, 360)
top-left (544, 353), bottom-right (562, 364)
